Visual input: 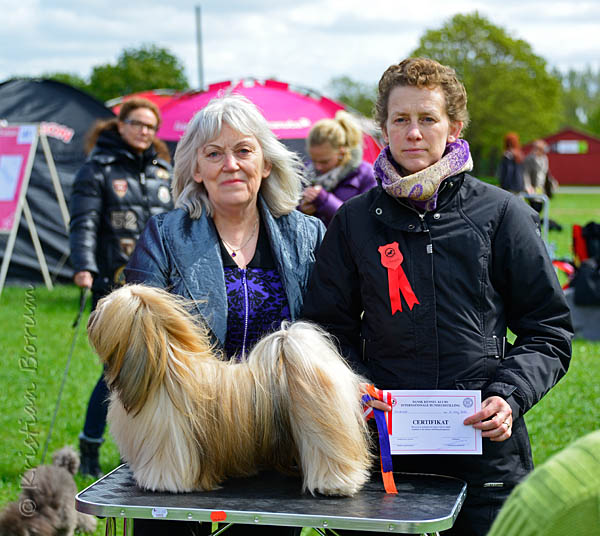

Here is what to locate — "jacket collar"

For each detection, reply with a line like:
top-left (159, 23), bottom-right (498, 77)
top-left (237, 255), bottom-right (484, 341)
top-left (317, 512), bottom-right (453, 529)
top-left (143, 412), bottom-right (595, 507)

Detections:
top-left (161, 207), bottom-right (227, 342)
top-left (161, 197), bottom-right (304, 344)
top-left (369, 173), bottom-right (466, 228)
top-left (260, 199), bottom-right (305, 319)
top-left (91, 128), bottom-right (159, 169)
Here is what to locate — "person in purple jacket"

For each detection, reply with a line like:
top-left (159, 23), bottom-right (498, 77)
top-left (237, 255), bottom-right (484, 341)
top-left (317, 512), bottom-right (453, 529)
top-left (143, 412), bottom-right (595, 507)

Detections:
top-left (299, 110), bottom-right (376, 225)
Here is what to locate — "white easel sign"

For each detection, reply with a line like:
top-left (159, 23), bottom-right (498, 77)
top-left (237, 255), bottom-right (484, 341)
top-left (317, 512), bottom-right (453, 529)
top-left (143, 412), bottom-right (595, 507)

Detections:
top-left (0, 124), bottom-right (57, 295)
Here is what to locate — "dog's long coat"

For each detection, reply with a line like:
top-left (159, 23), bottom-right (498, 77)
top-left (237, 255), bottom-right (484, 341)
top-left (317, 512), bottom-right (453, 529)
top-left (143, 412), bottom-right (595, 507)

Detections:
top-left (88, 285), bottom-right (372, 496)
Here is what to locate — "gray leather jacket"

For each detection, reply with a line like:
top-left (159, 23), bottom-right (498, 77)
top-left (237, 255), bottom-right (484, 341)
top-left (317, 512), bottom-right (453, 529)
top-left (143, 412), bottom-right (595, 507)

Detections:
top-left (125, 198), bottom-right (326, 346)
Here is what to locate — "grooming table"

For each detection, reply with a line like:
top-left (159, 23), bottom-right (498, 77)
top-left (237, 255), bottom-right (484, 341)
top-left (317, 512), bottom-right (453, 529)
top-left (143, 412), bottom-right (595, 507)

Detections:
top-left (76, 465), bottom-right (466, 535)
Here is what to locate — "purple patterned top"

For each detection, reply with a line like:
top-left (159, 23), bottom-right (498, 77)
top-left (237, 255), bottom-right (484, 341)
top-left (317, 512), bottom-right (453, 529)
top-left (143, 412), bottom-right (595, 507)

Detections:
top-left (221, 221), bottom-right (290, 359)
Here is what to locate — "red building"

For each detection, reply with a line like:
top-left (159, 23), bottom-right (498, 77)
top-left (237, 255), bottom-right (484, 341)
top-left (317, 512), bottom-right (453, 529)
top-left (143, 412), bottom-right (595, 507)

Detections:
top-left (524, 128), bottom-right (600, 186)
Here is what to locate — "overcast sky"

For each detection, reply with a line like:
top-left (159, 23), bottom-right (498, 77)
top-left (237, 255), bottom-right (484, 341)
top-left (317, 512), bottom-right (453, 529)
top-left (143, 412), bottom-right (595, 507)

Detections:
top-left (2, 0), bottom-right (599, 95)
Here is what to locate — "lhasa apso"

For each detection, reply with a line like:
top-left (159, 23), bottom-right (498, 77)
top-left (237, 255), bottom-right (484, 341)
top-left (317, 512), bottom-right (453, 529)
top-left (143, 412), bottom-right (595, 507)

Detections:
top-left (87, 285), bottom-right (372, 496)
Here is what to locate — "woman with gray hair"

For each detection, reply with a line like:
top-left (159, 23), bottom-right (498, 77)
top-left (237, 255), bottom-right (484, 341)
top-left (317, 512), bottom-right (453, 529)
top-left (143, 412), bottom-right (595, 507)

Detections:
top-left (125, 94), bottom-right (324, 535)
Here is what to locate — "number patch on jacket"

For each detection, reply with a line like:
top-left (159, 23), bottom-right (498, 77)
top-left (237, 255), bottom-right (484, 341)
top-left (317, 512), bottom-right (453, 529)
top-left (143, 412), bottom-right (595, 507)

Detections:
top-left (111, 210), bottom-right (138, 230)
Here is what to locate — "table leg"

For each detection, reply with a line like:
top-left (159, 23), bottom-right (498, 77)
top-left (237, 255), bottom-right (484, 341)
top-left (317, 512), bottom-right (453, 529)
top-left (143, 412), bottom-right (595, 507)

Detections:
top-left (124, 517), bottom-right (135, 535)
top-left (209, 522), bottom-right (234, 534)
top-left (312, 530), bottom-right (439, 535)
top-left (104, 517), bottom-right (116, 536)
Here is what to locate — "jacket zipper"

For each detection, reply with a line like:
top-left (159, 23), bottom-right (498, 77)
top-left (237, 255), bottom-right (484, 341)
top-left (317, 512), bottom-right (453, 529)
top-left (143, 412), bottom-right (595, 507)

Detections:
top-left (394, 197), bottom-right (430, 233)
top-left (140, 172), bottom-right (151, 214)
top-left (240, 268), bottom-right (249, 358)
top-left (392, 198), bottom-right (432, 255)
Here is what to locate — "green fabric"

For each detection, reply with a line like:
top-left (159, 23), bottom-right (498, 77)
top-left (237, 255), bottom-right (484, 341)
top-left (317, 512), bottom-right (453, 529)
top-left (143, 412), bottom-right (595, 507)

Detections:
top-left (487, 430), bottom-right (600, 535)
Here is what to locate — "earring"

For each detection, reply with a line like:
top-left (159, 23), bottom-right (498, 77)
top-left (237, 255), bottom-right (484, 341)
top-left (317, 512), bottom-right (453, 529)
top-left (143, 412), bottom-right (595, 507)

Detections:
top-left (448, 136), bottom-right (456, 143)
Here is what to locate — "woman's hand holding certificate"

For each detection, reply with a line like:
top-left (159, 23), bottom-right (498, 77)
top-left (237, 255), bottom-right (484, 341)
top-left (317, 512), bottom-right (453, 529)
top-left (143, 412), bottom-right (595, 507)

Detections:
top-left (463, 395), bottom-right (513, 442)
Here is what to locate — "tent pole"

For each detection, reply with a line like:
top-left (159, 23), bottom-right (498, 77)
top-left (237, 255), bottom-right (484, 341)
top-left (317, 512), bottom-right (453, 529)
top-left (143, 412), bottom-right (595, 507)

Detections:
top-left (39, 132), bottom-right (70, 231)
top-left (22, 200), bottom-right (53, 290)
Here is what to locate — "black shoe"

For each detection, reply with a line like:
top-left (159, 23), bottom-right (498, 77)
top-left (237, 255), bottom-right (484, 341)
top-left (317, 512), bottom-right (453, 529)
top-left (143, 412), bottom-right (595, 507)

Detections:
top-left (79, 437), bottom-right (104, 478)
top-left (549, 219), bottom-right (563, 232)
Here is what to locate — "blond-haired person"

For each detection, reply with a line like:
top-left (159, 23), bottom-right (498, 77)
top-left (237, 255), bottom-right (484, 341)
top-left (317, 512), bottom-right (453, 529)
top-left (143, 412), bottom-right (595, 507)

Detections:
top-left (300, 110), bottom-right (376, 225)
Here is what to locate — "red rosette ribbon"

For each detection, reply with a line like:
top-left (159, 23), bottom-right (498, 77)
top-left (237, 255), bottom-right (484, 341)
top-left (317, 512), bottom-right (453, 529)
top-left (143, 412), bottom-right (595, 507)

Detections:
top-left (378, 242), bottom-right (419, 314)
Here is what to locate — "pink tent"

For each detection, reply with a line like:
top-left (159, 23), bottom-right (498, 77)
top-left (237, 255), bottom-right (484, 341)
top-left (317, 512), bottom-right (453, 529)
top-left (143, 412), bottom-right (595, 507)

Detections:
top-left (156, 79), bottom-right (382, 163)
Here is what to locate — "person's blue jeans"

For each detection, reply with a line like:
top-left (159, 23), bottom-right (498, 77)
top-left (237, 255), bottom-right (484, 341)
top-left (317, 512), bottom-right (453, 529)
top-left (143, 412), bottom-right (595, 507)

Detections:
top-left (81, 291), bottom-right (110, 442)
top-left (81, 372), bottom-right (109, 440)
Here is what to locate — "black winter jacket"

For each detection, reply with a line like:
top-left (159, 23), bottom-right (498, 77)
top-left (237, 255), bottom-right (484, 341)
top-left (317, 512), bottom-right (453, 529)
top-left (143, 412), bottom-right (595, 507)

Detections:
top-left (498, 152), bottom-right (524, 192)
top-left (303, 173), bottom-right (573, 488)
top-left (69, 128), bottom-right (173, 296)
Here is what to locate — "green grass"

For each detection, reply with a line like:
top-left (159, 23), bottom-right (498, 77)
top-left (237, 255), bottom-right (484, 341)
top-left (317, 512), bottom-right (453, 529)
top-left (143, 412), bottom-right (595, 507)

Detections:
top-left (544, 192), bottom-right (600, 259)
top-left (525, 340), bottom-right (600, 461)
top-left (0, 285), bottom-right (120, 534)
top-left (0, 190), bottom-right (598, 535)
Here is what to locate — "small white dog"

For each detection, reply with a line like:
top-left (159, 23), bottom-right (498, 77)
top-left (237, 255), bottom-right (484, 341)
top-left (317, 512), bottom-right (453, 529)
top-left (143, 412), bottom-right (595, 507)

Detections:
top-left (87, 284), bottom-right (372, 496)
top-left (0, 447), bottom-right (97, 536)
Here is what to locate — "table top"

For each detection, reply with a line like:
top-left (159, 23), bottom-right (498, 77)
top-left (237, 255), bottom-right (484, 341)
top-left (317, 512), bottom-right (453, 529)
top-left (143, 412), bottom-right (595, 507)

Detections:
top-left (76, 465), bottom-right (466, 533)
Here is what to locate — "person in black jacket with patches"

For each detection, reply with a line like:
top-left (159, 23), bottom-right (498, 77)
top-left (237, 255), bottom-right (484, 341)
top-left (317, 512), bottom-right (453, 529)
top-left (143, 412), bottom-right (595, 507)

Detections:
top-left (303, 58), bottom-right (573, 536)
top-left (69, 98), bottom-right (173, 477)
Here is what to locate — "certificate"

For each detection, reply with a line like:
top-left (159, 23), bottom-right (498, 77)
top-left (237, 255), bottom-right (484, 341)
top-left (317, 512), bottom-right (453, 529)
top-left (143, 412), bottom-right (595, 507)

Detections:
top-left (387, 390), bottom-right (482, 455)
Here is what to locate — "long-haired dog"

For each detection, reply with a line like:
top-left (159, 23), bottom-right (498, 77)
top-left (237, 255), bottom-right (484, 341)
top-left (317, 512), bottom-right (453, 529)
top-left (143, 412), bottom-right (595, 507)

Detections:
top-left (87, 284), bottom-right (372, 496)
top-left (0, 447), bottom-right (97, 536)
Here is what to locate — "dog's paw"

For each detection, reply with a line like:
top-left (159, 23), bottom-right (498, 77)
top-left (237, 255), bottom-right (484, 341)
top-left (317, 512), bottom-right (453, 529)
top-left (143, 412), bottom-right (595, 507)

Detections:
top-left (314, 483), bottom-right (361, 497)
top-left (76, 511), bottom-right (98, 533)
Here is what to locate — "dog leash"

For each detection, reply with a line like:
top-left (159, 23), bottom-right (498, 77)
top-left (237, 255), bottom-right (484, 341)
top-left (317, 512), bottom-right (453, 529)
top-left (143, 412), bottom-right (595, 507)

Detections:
top-left (362, 384), bottom-right (398, 494)
top-left (41, 288), bottom-right (90, 464)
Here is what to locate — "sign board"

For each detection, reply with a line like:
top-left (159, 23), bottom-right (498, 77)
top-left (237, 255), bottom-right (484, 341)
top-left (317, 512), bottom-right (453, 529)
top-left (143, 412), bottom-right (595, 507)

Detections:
top-left (0, 125), bottom-right (37, 232)
top-left (0, 124), bottom-right (62, 295)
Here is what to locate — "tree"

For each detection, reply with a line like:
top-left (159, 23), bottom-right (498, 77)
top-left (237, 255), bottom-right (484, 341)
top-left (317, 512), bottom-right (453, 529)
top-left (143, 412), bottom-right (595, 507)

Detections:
top-left (326, 76), bottom-right (377, 117)
top-left (555, 67), bottom-right (600, 135)
top-left (411, 12), bottom-right (562, 174)
top-left (588, 105), bottom-right (600, 137)
top-left (42, 72), bottom-right (90, 93)
top-left (88, 44), bottom-right (189, 103)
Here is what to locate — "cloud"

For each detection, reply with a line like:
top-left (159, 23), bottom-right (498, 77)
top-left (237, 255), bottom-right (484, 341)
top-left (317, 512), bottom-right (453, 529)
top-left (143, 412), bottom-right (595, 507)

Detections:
top-left (0, 1), bottom-right (598, 93)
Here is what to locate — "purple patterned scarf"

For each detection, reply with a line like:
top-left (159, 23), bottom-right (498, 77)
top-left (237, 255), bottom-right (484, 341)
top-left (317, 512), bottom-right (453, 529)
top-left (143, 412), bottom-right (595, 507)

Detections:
top-left (374, 139), bottom-right (473, 211)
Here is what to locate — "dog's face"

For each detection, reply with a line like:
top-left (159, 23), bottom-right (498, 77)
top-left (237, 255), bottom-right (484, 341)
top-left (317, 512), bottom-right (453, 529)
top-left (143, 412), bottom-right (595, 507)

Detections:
top-left (0, 447), bottom-right (97, 536)
top-left (87, 285), bottom-right (213, 416)
top-left (87, 288), bottom-right (130, 359)
top-left (88, 286), bottom-right (163, 415)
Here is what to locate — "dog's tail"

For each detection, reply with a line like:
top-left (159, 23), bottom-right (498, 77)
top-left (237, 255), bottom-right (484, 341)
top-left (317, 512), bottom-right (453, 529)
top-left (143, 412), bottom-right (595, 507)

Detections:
top-left (247, 321), bottom-right (372, 496)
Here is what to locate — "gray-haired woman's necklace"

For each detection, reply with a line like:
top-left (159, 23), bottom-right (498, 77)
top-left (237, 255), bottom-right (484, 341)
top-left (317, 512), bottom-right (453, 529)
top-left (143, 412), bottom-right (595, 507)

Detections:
top-left (219, 219), bottom-right (259, 258)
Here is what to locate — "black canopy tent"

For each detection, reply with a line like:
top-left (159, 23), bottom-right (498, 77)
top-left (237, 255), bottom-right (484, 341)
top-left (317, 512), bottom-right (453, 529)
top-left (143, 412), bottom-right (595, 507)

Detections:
top-left (0, 79), bottom-right (114, 284)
